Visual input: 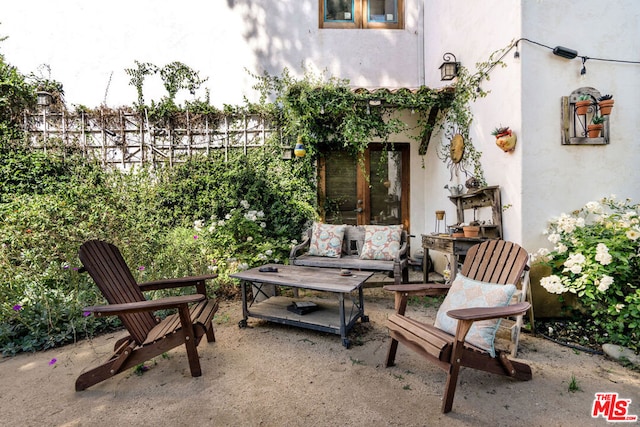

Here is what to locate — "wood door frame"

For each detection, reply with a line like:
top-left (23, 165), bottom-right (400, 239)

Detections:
top-left (318, 143), bottom-right (410, 231)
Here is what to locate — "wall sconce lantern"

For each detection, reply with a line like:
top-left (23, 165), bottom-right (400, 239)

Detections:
top-left (36, 91), bottom-right (53, 108)
top-left (439, 52), bottom-right (459, 81)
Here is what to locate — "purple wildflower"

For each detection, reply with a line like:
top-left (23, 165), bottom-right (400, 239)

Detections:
top-left (83, 311), bottom-right (91, 317)
top-left (49, 358), bottom-right (57, 366)
top-left (63, 265), bottom-right (70, 270)
top-left (12, 304), bottom-right (22, 311)
top-left (138, 266), bottom-right (145, 271)
top-left (194, 235), bottom-right (199, 240)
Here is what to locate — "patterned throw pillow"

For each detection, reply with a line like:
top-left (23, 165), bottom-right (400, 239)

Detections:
top-left (308, 223), bottom-right (346, 258)
top-left (434, 274), bottom-right (516, 357)
top-left (359, 225), bottom-right (403, 261)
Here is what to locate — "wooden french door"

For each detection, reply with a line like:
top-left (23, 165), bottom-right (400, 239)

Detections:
top-left (317, 143), bottom-right (410, 230)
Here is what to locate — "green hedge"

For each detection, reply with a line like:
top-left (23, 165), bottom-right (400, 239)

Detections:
top-left (0, 142), bottom-right (316, 355)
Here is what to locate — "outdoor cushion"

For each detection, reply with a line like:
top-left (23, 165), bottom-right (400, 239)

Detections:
top-left (434, 273), bottom-right (516, 357)
top-left (308, 223), bottom-right (346, 258)
top-left (359, 225), bottom-right (403, 261)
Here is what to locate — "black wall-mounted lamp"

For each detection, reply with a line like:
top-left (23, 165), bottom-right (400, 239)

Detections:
top-left (552, 46), bottom-right (578, 59)
top-left (439, 52), bottom-right (459, 81)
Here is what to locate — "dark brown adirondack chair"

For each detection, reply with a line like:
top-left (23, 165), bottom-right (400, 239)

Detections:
top-left (384, 240), bottom-right (532, 413)
top-left (75, 240), bottom-right (219, 391)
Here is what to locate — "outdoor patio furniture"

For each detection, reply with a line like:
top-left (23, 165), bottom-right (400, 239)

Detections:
top-left (231, 264), bottom-right (373, 348)
top-left (75, 240), bottom-right (219, 391)
top-left (384, 240), bottom-right (532, 413)
top-left (290, 224), bottom-right (409, 285)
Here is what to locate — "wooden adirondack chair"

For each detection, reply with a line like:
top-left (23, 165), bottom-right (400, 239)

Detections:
top-left (75, 240), bottom-right (219, 391)
top-left (384, 240), bottom-right (532, 413)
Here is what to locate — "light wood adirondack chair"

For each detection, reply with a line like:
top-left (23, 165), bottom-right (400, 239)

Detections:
top-left (75, 240), bottom-right (219, 391)
top-left (384, 240), bottom-right (532, 413)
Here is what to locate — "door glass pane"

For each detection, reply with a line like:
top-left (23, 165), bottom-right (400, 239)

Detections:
top-left (324, 151), bottom-right (358, 224)
top-left (325, 0), bottom-right (354, 22)
top-left (370, 150), bottom-right (401, 225)
top-left (368, 0), bottom-right (397, 22)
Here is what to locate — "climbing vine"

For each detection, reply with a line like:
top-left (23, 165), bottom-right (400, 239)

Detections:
top-left (249, 68), bottom-right (453, 160)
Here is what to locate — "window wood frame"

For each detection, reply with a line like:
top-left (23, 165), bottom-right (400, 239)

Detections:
top-left (319, 0), bottom-right (403, 30)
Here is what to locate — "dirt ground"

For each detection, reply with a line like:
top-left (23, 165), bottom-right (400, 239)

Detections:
top-left (1, 287), bottom-right (639, 427)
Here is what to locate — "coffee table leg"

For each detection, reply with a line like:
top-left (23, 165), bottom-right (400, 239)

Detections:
top-left (239, 280), bottom-right (248, 328)
top-left (338, 293), bottom-right (351, 348)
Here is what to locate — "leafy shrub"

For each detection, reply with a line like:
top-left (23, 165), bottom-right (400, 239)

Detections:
top-left (0, 141), bottom-right (317, 355)
top-left (534, 196), bottom-right (640, 352)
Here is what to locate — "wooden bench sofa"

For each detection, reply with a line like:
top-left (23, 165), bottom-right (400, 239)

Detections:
top-left (289, 224), bottom-right (409, 285)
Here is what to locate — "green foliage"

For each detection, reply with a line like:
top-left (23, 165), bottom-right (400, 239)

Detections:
top-left (0, 52), bottom-right (36, 140)
top-left (249, 68), bottom-right (452, 160)
top-left (0, 139), bottom-right (317, 355)
top-left (535, 196), bottom-right (640, 352)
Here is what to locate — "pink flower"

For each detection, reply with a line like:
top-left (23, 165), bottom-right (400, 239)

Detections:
top-left (194, 235), bottom-right (199, 240)
top-left (138, 266), bottom-right (145, 271)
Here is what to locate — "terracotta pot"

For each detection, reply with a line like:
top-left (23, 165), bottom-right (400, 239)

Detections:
top-left (575, 100), bottom-right (591, 116)
top-left (435, 210), bottom-right (445, 220)
top-left (587, 124), bottom-right (603, 138)
top-left (598, 99), bottom-right (614, 116)
top-left (495, 130), bottom-right (517, 152)
top-left (463, 225), bottom-right (480, 238)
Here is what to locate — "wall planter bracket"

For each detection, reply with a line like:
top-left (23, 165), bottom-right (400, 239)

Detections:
top-left (561, 87), bottom-right (611, 145)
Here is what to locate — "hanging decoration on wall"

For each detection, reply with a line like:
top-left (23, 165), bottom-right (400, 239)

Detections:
top-left (294, 136), bottom-right (306, 157)
top-left (492, 126), bottom-right (517, 152)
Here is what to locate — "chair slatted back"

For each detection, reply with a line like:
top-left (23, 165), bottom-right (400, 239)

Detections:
top-left (79, 240), bottom-right (157, 344)
top-left (460, 240), bottom-right (528, 285)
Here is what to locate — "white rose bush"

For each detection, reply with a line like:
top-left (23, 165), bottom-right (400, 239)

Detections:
top-left (535, 196), bottom-right (640, 352)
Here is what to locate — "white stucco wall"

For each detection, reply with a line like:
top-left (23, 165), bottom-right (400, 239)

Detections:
top-left (1, 0), bottom-right (424, 107)
top-left (424, 0), bottom-right (640, 257)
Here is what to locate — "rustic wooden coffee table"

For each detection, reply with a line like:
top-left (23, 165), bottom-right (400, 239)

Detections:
top-left (231, 264), bottom-right (373, 348)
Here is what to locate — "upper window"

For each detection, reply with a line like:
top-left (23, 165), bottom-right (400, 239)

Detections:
top-left (320, 0), bottom-right (404, 29)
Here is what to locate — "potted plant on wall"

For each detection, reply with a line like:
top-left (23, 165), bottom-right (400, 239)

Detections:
top-left (575, 94), bottom-right (592, 115)
top-left (598, 94), bottom-right (614, 115)
top-left (587, 115), bottom-right (605, 138)
top-left (491, 125), bottom-right (517, 152)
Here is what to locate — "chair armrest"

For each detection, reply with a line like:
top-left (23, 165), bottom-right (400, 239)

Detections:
top-left (289, 235), bottom-right (311, 259)
top-left (83, 294), bottom-right (206, 317)
top-left (447, 302), bottom-right (531, 322)
top-left (383, 283), bottom-right (450, 296)
top-left (394, 240), bottom-right (409, 263)
top-left (138, 274), bottom-right (217, 292)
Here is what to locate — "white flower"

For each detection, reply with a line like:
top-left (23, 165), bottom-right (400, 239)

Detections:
top-left (246, 236), bottom-right (253, 242)
top-left (596, 275), bottom-right (614, 292)
top-left (615, 303), bottom-right (625, 313)
top-left (548, 233), bottom-right (561, 244)
top-left (238, 262), bottom-right (249, 271)
top-left (626, 228), bottom-right (640, 241)
top-left (564, 253), bottom-right (585, 274)
top-left (257, 210), bottom-right (265, 218)
top-left (585, 201), bottom-right (602, 214)
top-left (556, 243), bottom-right (568, 254)
top-left (193, 220), bottom-right (204, 231)
top-left (225, 213), bottom-right (232, 220)
top-left (260, 222), bottom-right (267, 228)
top-left (258, 254), bottom-right (267, 260)
top-left (240, 200), bottom-right (250, 209)
top-left (265, 249), bottom-right (273, 256)
top-left (218, 220), bottom-right (226, 226)
top-left (595, 243), bottom-right (612, 265)
top-left (540, 275), bottom-right (568, 294)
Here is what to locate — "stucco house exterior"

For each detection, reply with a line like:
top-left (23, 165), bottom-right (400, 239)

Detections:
top-left (4, 0), bottom-right (640, 314)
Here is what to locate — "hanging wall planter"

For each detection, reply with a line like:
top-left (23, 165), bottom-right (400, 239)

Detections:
top-left (294, 137), bottom-right (306, 157)
top-left (575, 98), bottom-right (592, 116)
top-left (492, 126), bottom-right (517, 152)
top-left (598, 95), bottom-right (614, 115)
top-left (587, 116), bottom-right (605, 138)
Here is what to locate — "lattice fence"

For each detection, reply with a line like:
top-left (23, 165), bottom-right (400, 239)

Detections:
top-left (22, 110), bottom-right (281, 168)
